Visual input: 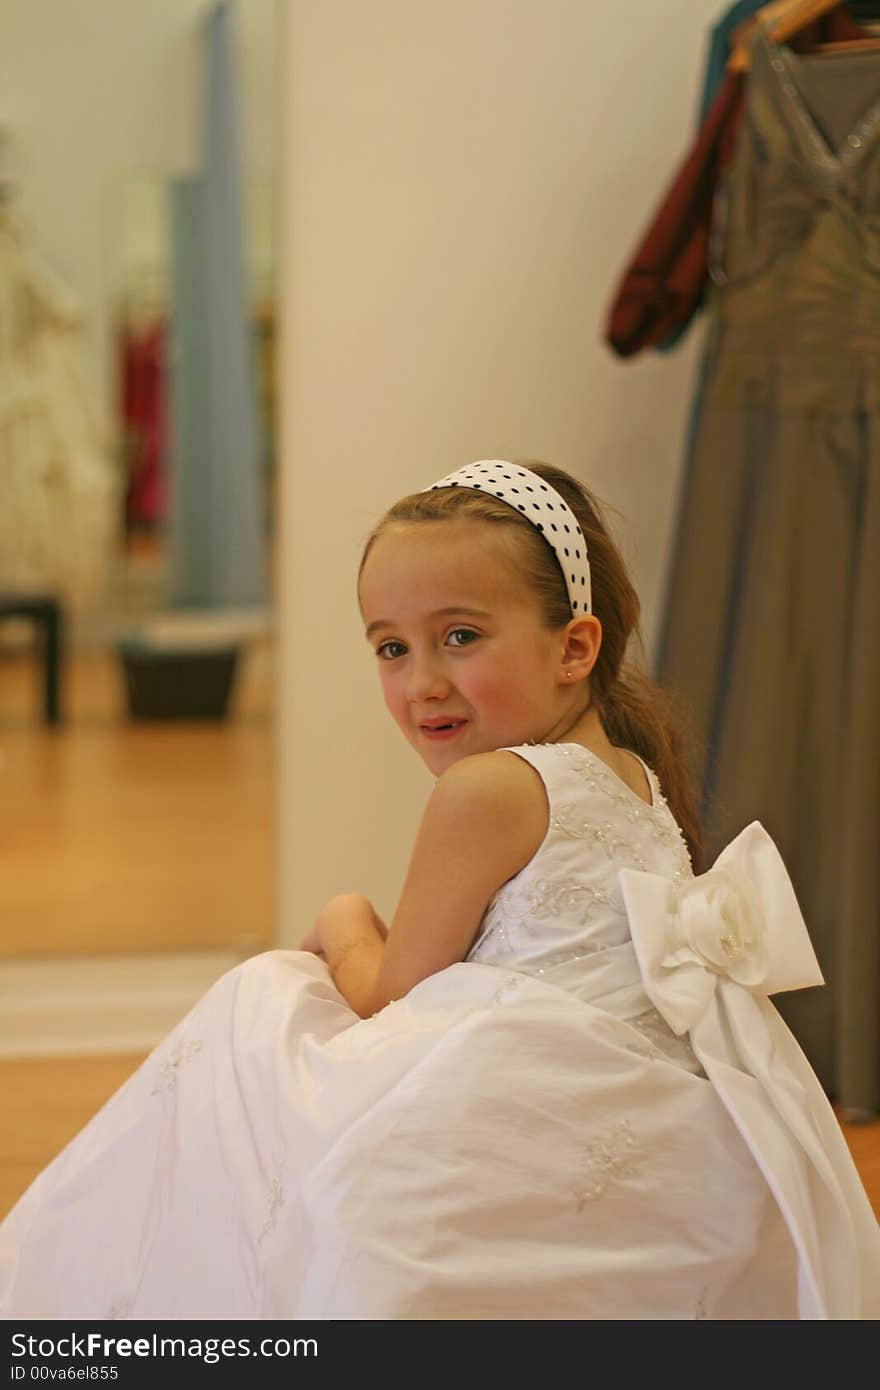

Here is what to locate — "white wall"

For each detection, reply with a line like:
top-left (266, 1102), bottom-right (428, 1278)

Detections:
top-left (278, 0), bottom-right (719, 942)
top-left (0, 0), bottom-right (280, 422)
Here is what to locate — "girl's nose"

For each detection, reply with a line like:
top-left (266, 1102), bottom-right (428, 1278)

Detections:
top-left (406, 654), bottom-right (451, 702)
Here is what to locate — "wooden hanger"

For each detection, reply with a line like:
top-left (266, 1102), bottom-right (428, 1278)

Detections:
top-left (813, 36), bottom-right (880, 53)
top-left (727, 0), bottom-right (880, 73)
top-left (814, 14), bottom-right (880, 54)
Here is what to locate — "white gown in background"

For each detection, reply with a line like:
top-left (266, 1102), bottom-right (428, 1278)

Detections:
top-left (1, 742), bottom-right (878, 1320)
top-left (0, 206), bottom-right (118, 615)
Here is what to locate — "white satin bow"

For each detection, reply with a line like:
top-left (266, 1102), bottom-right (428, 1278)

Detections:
top-left (620, 820), bottom-right (824, 1036)
top-left (619, 821), bottom-right (880, 1320)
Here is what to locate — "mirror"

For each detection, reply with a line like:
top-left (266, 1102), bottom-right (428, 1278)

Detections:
top-left (0, 2), bottom-right (280, 1203)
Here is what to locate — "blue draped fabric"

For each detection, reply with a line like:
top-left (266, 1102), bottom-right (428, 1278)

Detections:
top-left (168, 1), bottom-right (266, 609)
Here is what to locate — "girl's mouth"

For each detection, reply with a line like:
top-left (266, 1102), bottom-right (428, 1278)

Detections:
top-left (420, 720), bottom-right (468, 741)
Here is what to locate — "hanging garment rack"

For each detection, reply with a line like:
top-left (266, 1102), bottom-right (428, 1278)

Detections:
top-left (728, 0), bottom-right (880, 72)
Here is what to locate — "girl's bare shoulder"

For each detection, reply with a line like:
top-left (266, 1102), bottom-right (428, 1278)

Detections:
top-left (435, 748), bottom-right (549, 842)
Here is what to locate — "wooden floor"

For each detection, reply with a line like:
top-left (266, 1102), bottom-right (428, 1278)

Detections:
top-left (0, 643), bottom-right (273, 957)
top-left (0, 619), bottom-right (277, 1217)
top-left (0, 619), bottom-right (277, 1212)
top-left (0, 1052), bottom-right (148, 1219)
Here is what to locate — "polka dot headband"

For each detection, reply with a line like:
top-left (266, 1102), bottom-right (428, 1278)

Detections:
top-left (424, 461), bottom-right (593, 615)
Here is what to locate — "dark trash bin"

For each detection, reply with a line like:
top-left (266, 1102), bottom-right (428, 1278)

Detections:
top-left (118, 642), bottom-right (240, 720)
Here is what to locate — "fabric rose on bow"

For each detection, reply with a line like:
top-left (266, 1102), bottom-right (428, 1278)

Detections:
top-left (619, 821), bottom-right (823, 1038)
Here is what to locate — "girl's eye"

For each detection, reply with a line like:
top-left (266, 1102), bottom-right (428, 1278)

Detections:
top-left (447, 628), bottom-right (479, 648)
top-left (376, 641), bottom-right (406, 661)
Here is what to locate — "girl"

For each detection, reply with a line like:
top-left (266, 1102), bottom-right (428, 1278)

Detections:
top-left (2, 461), bottom-right (878, 1320)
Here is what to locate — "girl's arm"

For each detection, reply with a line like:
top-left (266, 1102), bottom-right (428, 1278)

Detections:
top-left (305, 893), bottom-right (388, 1013)
top-left (310, 751), bottom-right (548, 1018)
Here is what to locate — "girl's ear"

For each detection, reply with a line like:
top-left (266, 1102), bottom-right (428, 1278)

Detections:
top-left (560, 615), bottom-right (602, 683)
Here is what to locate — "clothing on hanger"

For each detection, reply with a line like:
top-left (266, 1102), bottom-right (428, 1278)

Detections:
top-left (615, 18), bottom-right (880, 1114)
top-left (0, 205), bottom-right (118, 614)
top-left (729, 0), bottom-right (880, 70)
top-left (605, 5), bottom-right (869, 358)
top-left (119, 316), bottom-right (169, 529)
top-left (700, 2), bottom-right (767, 128)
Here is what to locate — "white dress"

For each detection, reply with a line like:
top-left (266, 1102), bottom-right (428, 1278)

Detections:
top-left (0, 207), bottom-right (118, 616)
top-left (2, 742), bottom-right (878, 1320)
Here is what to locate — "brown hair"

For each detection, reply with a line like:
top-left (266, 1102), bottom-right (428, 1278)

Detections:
top-left (358, 460), bottom-right (704, 870)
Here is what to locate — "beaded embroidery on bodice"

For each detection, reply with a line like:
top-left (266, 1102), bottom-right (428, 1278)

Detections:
top-left (467, 742), bottom-right (702, 1073)
top-left (468, 742), bottom-right (693, 976)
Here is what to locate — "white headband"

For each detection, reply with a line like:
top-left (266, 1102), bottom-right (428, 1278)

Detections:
top-left (424, 461), bottom-right (593, 616)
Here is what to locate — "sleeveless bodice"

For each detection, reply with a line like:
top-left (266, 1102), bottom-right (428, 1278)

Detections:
top-left (469, 742), bottom-right (693, 973)
top-left (467, 742), bottom-right (701, 1071)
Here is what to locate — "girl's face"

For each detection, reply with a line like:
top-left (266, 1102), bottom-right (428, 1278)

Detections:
top-left (358, 519), bottom-right (574, 776)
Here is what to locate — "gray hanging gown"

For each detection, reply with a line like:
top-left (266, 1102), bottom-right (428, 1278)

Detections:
top-left (655, 26), bottom-right (880, 1114)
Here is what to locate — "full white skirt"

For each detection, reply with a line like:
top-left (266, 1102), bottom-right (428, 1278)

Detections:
top-left (0, 951), bottom-right (819, 1320)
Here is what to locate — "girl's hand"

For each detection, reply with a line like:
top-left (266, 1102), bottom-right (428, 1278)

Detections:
top-left (298, 923), bottom-right (324, 955)
top-left (300, 894), bottom-right (378, 958)
top-left (299, 894), bottom-right (387, 1017)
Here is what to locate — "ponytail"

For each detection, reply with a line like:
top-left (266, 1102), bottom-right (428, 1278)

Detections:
top-left (600, 666), bottom-right (704, 872)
